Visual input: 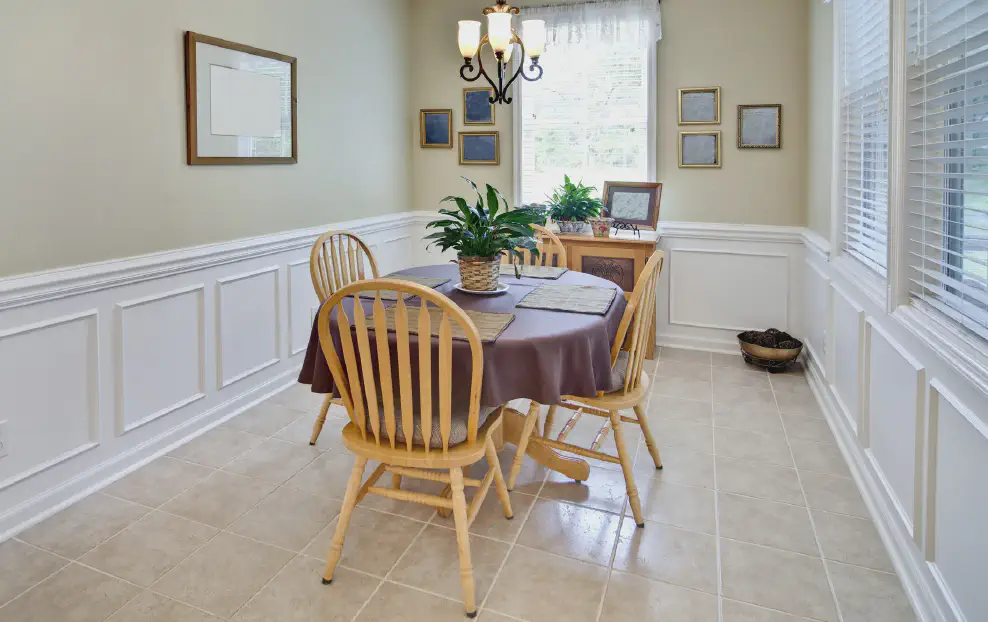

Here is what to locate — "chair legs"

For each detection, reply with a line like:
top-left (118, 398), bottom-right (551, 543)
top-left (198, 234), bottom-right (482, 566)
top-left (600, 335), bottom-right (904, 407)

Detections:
top-left (634, 404), bottom-right (663, 469)
top-left (506, 401), bottom-right (541, 490)
top-left (610, 410), bottom-right (645, 528)
top-left (309, 395), bottom-right (334, 445)
top-left (450, 468), bottom-right (477, 617)
top-left (322, 455), bottom-right (367, 584)
top-left (485, 437), bottom-right (513, 519)
top-left (543, 405), bottom-right (559, 438)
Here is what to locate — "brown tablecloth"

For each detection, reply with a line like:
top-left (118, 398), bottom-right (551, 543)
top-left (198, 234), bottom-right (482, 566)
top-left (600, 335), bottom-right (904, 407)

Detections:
top-left (298, 264), bottom-right (627, 406)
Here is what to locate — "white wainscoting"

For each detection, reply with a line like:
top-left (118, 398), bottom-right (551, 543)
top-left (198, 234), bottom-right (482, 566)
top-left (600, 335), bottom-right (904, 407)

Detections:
top-left (802, 237), bottom-right (988, 622)
top-left (0, 212), bottom-right (429, 539)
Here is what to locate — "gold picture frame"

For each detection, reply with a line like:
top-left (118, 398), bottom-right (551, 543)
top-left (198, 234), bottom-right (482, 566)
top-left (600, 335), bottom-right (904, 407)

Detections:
top-left (678, 87), bottom-right (721, 125)
top-left (679, 131), bottom-right (722, 168)
top-left (463, 87), bottom-right (496, 125)
top-left (420, 109), bottom-right (453, 148)
top-left (738, 104), bottom-right (782, 148)
top-left (459, 131), bottom-right (500, 165)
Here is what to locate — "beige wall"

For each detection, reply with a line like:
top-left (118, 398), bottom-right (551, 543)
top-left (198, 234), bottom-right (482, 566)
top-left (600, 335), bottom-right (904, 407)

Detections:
top-left (410, 0), bottom-right (809, 226)
top-left (0, 0), bottom-right (411, 277)
top-left (807, 0), bottom-right (834, 237)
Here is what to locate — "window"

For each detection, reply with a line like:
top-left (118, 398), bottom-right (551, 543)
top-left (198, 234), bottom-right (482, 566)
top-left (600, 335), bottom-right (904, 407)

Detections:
top-left (516, 1), bottom-right (660, 206)
top-left (838, 0), bottom-right (891, 276)
top-left (907, 0), bottom-right (988, 340)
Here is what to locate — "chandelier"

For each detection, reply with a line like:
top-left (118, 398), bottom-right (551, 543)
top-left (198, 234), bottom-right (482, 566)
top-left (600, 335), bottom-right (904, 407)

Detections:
top-left (457, 1), bottom-right (546, 105)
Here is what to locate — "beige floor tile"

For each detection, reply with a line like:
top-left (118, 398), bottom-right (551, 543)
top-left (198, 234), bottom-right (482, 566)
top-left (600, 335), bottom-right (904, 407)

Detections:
top-left (361, 474), bottom-right (447, 521)
top-left (477, 611), bottom-right (519, 621)
top-left (268, 384), bottom-right (327, 413)
top-left (169, 427), bottom-right (265, 468)
top-left (783, 414), bottom-right (836, 444)
top-left (722, 598), bottom-right (817, 621)
top-left (151, 532), bottom-right (294, 618)
top-left (655, 360), bottom-right (713, 381)
top-left (639, 445), bottom-right (715, 488)
top-left (790, 439), bottom-right (851, 476)
top-left (274, 414), bottom-right (342, 447)
top-left (634, 480), bottom-right (716, 534)
top-left (104, 457), bottom-right (214, 507)
top-left (19, 493), bottom-right (149, 559)
top-left (0, 539), bottom-right (67, 607)
top-left (485, 546), bottom-right (608, 622)
top-left (107, 590), bottom-right (222, 622)
top-left (713, 384), bottom-right (777, 409)
top-left (547, 410), bottom-right (643, 473)
top-left (716, 457), bottom-right (805, 505)
top-left (660, 347), bottom-right (712, 364)
top-left (652, 376), bottom-right (713, 401)
top-left (712, 352), bottom-right (762, 370)
top-left (234, 556), bottom-right (379, 622)
top-left (647, 394), bottom-right (714, 423)
top-left (223, 438), bottom-right (322, 484)
top-left (654, 418), bottom-right (714, 453)
top-left (718, 493), bottom-right (818, 555)
top-left (600, 570), bottom-right (718, 622)
top-left (769, 373), bottom-right (812, 395)
top-left (0, 563), bottom-right (140, 622)
top-left (612, 519), bottom-right (718, 594)
top-left (775, 392), bottom-right (823, 418)
top-left (390, 525), bottom-right (509, 602)
top-left (720, 539), bottom-right (837, 622)
top-left (355, 581), bottom-right (472, 621)
top-left (228, 486), bottom-right (342, 551)
top-left (812, 510), bottom-right (892, 571)
top-left (828, 561), bottom-right (916, 622)
top-left (714, 403), bottom-right (786, 437)
top-left (714, 427), bottom-right (794, 467)
top-left (224, 402), bottom-right (305, 437)
top-left (713, 366), bottom-right (772, 390)
top-left (467, 447), bottom-right (547, 495)
top-left (542, 466), bottom-right (630, 514)
top-left (516, 499), bottom-right (620, 566)
top-left (800, 471), bottom-right (869, 518)
top-left (160, 471), bottom-right (277, 528)
top-left (285, 449), bottom-right (361, 499)
top-left (303, 507), bottom-right (423, 576)
top-left (80, 511), bottom-right (218, 586)
top-left (432, 491), bottom-right (533, 542)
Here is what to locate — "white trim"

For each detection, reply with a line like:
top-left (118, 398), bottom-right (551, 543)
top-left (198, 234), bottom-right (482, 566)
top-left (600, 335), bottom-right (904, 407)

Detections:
top-left (802, 228), bottom-right (832, 259)
top-left (886, 0), bottom-right (910, 311)
top-left (215, 265), bottom-right (281, 389)
top-left (657, 222), bottom-right (804, 244)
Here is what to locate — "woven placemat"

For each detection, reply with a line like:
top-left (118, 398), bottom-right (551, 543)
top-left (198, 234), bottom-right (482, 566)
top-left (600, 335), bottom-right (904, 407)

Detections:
top-left (499, 264), bottom-right (568, 280)
top-left (382, 305), bottom-right (515, 342)
top-left (357, 275), bottom-right (451, 301)
top-left (515, 284), bottom-right (617, 315)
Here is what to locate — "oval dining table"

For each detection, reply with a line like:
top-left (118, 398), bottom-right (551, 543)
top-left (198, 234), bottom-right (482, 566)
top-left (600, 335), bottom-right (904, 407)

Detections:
top-left (297, 262), bottom-right (629, 483)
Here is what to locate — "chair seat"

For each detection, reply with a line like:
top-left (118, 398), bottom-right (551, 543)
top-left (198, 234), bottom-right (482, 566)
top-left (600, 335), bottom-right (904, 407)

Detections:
top-left (374, 403), bottom-right (497, 449)
top-left (606, 350), bottom-right (632, 393)
top-left (565, 369), bottom-right (650, 411)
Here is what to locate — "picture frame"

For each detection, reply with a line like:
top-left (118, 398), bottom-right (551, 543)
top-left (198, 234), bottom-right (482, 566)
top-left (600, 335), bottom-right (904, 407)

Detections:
top-left (738, 104), bottom-right (782, 148)
top-left (463, 87), bottom-right (496, 125)
top-left (420, 109), bottom-right (453, 148)
top-left (602, 182), bottom-right (663, 231)
top-left (678, 87), bottom-right (721, 125)
top-left (184, 32), bottom-right (297, 165)
top-left (459, 131), bottom-right (500, 165)
top-left (679, 131), bottom-right (722, 168)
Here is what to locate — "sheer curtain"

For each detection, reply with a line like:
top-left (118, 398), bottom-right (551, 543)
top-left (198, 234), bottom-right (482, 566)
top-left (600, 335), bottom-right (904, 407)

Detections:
top-left (517, 0), bottom-right (662, 205)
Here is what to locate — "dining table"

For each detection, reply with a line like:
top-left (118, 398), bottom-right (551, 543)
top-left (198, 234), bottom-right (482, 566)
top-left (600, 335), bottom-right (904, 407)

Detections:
top-left (297, 262), bottom-right (628, 482)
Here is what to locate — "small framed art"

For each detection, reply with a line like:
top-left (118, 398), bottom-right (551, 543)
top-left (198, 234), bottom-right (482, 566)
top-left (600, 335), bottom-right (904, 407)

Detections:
top-left (420, 109), bottom-right (453, 148)
top-left (679, 131), bottom-right (722, 168)
top-left (459, 131), bottom-right (499, 165)
top-left (678, 87), bottom-right (720, 125)
top-left (464, 87), bottom-right (495, 125)
top-left (738, 104), bottom-right (782, 148)
top-left (602, 182), bottom-right (663, 230)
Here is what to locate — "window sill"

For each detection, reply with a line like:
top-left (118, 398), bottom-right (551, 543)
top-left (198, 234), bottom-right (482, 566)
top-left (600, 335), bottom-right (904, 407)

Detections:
top-left (831, 254), bottom-right (887, 309)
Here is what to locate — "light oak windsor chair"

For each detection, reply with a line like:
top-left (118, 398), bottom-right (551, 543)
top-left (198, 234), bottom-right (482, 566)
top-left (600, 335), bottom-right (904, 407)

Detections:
top-left (308, 231), bottom-right (380, 446)
top-left (316, 279), bottom-right (513, 618)
top-left (505, 250), bottom-right (665, 527)
top-left (500, 223), bottom-right (568, 268)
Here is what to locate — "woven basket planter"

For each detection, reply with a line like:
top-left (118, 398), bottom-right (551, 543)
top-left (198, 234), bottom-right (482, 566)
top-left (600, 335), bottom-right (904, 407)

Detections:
top-left (457, 255), bottom-right (501, 291)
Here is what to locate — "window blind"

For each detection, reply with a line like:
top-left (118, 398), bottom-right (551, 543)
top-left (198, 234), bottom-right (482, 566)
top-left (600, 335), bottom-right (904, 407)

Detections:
top-left (840, 0), bottom-right (891, 276)
top-left (907, 0), bottom-right (988, 341)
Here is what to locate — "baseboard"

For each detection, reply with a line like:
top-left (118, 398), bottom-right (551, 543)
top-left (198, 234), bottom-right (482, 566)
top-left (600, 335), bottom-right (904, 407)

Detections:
top-left (655, 331), bottom-right (740, 354)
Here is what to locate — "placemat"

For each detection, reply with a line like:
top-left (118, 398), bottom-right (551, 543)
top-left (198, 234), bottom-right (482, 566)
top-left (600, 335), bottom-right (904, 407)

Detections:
top-left (515, 284), bottom-right (617, 315)
top-left (382, 306), bottom-right (515, 343)
top-left (499, 264), bottom-right (569, 280)
top-left (357, 275), bottom-right (451, 301)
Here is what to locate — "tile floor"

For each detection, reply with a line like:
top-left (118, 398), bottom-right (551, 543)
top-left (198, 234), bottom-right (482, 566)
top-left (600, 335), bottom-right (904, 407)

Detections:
top-left (0, 348), bottom-right (918, 622)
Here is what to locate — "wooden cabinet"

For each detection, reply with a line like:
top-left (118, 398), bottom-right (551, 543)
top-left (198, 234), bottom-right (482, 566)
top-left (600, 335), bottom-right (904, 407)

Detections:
top-left (555, 231), bottom-right (660, 359)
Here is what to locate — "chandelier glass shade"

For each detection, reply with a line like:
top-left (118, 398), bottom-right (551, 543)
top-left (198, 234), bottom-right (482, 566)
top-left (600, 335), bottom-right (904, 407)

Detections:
top-left (457, 1), bottom-right (546, 105)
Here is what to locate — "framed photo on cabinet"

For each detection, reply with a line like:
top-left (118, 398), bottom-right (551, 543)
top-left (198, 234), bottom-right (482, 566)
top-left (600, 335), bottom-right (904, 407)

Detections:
top-left (602, 182), bottom-right (663, 230)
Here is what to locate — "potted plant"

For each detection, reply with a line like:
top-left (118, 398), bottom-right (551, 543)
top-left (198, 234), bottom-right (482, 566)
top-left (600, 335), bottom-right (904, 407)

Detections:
top-left (424, 178), bottom-right (542, 291)
top-left (544, 175), bottom-right (604, 234)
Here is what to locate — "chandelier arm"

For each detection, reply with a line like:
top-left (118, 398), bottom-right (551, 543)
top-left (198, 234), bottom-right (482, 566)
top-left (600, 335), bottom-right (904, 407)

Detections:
top-left (520, 61), bottom-right (544, 82)
top-left (498, 34), bottom-right (530, 103)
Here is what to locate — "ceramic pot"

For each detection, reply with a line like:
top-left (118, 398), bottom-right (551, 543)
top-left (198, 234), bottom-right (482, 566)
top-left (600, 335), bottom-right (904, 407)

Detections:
top-left (587, 217), bottom-right (614, 238)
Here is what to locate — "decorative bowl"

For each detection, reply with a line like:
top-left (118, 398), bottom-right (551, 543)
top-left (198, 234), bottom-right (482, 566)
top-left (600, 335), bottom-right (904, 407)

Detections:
top-left (737, 329), bottom-right (803, 372)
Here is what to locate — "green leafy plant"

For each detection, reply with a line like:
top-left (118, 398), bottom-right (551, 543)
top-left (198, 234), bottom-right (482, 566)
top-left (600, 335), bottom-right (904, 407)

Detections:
top-left (544, 175), bottom-right (604, 222)
top-left (424, 178), bottom-right (542, 262)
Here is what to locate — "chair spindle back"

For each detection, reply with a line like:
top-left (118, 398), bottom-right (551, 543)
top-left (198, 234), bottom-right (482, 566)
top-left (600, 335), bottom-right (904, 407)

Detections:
top-left (610, 250), bottom-right (664, 394)
top-left (501, 224), bottom-right (568, 268)
top-left (310, 231), bottom-right (380, 302)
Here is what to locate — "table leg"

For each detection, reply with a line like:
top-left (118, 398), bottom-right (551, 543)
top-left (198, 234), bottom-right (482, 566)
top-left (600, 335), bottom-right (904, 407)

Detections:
top-left (502, 405), bottom-right (590, 482)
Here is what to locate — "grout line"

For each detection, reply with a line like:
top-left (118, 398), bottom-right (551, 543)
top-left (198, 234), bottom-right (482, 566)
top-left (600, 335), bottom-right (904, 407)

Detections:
top-left (709, 364), bottom-right (725, 622)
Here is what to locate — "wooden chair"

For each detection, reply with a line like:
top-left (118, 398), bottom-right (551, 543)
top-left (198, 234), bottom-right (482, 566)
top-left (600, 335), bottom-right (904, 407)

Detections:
top-left (506, 251), bottom-right (665, 528)
top-left (317, 279), bottom-right (512, 618)
top-left (308, 231), bottom-right (380, 446)
top-left (501, 224), bottom-right (568, 268)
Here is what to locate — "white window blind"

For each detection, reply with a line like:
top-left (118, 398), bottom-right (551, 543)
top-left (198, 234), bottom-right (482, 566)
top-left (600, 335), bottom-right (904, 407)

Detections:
top-left (518, 1), bottom-right (659, 205)
top-left (839, 0), bottom-right (891, 276)
top-left (907, 0), bottom-right (988, 341)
